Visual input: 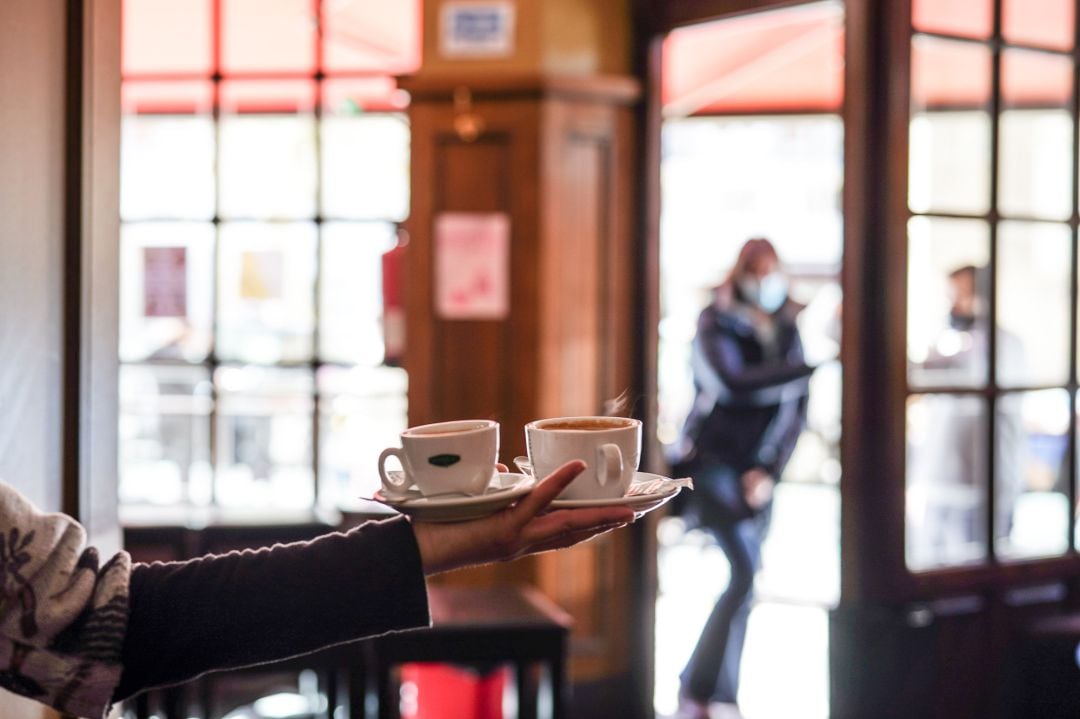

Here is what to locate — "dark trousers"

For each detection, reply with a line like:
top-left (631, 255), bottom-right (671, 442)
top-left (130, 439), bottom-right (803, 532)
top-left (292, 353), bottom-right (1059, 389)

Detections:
top-left (680, 508), bottom-right (770, 704)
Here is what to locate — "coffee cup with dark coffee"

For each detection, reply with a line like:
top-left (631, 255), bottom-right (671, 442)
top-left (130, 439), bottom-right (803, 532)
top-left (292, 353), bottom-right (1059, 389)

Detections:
top-left (518, 416), bottom-right (642, 500)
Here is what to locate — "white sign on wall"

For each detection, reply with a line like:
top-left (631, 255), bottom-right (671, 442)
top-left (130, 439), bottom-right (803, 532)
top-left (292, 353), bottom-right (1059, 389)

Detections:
top-left (440, 2), bottom-right (515, 58)
top-left (435, 212), bottom-right (510, 320)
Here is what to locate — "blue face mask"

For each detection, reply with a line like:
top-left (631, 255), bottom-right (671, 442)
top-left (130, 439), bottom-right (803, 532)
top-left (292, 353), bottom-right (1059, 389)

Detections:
top-left (739, 272), bottom-right (788, 313)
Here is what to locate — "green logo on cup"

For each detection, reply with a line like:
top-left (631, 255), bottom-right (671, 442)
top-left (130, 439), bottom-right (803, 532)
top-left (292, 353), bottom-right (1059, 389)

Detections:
top-left (428, 453), bottom-right (462, 467)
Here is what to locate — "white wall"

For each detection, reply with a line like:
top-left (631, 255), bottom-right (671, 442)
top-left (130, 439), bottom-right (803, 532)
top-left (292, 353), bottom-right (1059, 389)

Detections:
top-left (0, 0), bottom-right (67, 511)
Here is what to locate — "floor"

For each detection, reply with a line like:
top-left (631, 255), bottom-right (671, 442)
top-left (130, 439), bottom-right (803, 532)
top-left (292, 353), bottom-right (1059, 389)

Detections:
top-left (653, 481), bottom-right (839, 719)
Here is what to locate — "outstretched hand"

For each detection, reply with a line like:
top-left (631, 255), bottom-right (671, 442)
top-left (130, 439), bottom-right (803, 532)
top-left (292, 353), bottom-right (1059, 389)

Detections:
top-left (410, 460), bottom-right (636, 575)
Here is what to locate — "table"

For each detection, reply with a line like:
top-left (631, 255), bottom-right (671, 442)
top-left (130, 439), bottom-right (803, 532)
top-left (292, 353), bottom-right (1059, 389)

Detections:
top-left (366, 584), bottom-right (573, 719)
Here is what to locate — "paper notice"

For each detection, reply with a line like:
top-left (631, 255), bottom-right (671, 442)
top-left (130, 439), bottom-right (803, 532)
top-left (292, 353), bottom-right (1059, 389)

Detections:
top-left (435, 212), bottom-right (510, 320)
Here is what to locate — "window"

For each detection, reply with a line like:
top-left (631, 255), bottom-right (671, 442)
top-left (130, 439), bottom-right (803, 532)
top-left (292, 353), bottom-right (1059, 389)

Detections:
top-left (905, 0), bottom-right (1077, 569)
top-left (118, 0), bottom-right (419, 511)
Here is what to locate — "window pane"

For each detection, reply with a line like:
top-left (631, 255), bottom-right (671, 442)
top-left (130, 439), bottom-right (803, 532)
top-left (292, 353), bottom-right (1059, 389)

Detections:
top-left (999, 111), bottom-right (1073, 221)
top-left (122, 0), bottom-right (213, 75)
top-left (909, 38), bottom-right (992, 215)
top-left (912, 0), bottom-right (992, 40)
top-left (120, 223), bottom-right (214, 362)
top-left (219, 98), bottom-right (317, 219)
top-left (321, 113), bottom-right (410, 221)
top-left (121, 114), bottom-right (215, 220)
top-left (217, 222), bottom-right (316, 363)
top-left (221, 0), bottom-right (316, 74)
top-left (997, 221), bottom-right (1071, 387)
top-left (318, 365), bottom-right (408, 508)
top-left (215, 366), bottom-right (314, 509)
top-left (907, 217), bottom-right (991, 389)
top-left (119, 364), bottom-right (213, 506)
top-left (907, 393), bottom-right (989, 570)
top-left (997, 390), bottom-right (1070, 560)
top-left (909, 112), bottom-right (992, 215)
top-left (322, 0), bottom-right (422, 74)
top-left (320, 222), bottom-right (399, 364)
top-left (1003, 0), bottom-right (1075, 50)
top-left (999, 51), bottom-right (1073, 220)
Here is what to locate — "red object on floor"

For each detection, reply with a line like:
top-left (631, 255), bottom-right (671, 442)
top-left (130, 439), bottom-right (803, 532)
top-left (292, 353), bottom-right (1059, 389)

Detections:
top-left (399, 663), bottom-right (508, 719)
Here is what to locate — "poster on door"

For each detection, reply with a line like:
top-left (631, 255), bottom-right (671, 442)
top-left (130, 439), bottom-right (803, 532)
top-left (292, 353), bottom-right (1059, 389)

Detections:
top-left (143, 246), bottom-right (187, 318)
top-left (435, 212), bottom-right (510, 320)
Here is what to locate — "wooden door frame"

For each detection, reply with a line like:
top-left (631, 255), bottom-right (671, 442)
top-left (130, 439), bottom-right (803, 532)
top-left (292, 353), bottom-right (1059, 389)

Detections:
top-left (659, 0), bottom-right (829, 30)
top-left (64, 0), bottom-right (121, 553)
top-left (627, 2), bottom-right (839, 717)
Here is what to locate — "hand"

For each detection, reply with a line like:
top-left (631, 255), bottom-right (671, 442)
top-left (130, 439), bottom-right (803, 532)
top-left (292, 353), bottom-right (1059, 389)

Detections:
top-left (740, 468), bottom-right (775, 511)
top-left (410, 460), bottom-right (636, 575)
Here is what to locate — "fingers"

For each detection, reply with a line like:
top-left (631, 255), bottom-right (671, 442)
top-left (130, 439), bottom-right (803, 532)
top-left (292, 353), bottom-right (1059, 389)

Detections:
top-left (519, 507), bottom-right (635, 546)
top-left (526, 523), bottom-right (628, 555)
top-left (512, 460), bottom-right (586, 520)
top-left (496, 462), bottom-right (509, 473)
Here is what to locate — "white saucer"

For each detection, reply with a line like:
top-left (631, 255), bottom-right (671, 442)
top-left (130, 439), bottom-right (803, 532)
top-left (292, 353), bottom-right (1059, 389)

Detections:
top-left (371, 472), bottom-right (535, 522)
top-left (549, 472), bottom-right (686, 516)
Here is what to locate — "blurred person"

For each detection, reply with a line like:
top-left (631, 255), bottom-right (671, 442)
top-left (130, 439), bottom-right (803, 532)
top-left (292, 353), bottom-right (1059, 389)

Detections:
top-left (668, 238), bottom-right (814, 718)
top-left (0, 461), bottom-right (632, 718)
top-left (907, 265), bottom-right (1025, 566)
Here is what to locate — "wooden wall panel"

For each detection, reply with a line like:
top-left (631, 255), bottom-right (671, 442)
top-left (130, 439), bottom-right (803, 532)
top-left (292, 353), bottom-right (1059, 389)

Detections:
top-left (0, 0), bottom-right (120, 555)
top-left (0, 0), bottom-right (67, 512)
top-left (535, 97), bottom-right (636, 682)
top-left (404, 76), bottom-right (639, 682)
top-left (431, 139), bottom-right (512, 426)
top-left (406, 96), bottom-right (543, 466)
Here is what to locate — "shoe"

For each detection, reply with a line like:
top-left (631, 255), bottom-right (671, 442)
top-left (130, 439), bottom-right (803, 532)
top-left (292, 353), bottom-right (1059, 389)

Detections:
top-left (710, 702), bottom-right (744, 719)
top-left (675, 691), bottom-right (710, 719)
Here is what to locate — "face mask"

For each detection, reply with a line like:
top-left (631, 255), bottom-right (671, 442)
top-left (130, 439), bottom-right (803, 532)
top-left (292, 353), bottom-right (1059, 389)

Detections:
top-left (949, 312), bottom-right (976, 331)
top-left (739, 272), bottom-right (788, 313)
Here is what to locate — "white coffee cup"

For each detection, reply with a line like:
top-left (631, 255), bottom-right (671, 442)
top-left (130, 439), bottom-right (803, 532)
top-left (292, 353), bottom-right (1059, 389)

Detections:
top-left (378, 419), bottom-right (498, 497)
top-left (521, 416), bottom-right (641, 500)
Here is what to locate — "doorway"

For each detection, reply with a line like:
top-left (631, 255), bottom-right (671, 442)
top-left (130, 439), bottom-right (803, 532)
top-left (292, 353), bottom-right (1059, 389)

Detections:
top-left (649, 3), bottom-right (844, 717)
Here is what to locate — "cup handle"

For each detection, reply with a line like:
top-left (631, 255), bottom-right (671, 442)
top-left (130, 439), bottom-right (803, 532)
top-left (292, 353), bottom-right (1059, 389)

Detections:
top-left (378, 448), bottom-right (410, 492)
top-left (513, 456), bottom-right (534, 476)
top-left (596, 444), bottom-right (623, 487)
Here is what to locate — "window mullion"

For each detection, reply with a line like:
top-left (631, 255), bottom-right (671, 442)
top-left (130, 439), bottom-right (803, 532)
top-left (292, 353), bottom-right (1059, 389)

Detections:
top-left (312, 0), bottom-right (325, 506)
top-left (208, 0), bottom-right (224, 508)
top-left (985, 0), bottom-right (1003, 566)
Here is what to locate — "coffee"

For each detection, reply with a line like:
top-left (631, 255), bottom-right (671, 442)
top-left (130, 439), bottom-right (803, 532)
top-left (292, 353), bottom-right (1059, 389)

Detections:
top-left (538, 418), bottom-right (635, 431)
top-left (524, 416), bottom-right (643, 501)
top-left (407, 425), bottom-right (486, 437)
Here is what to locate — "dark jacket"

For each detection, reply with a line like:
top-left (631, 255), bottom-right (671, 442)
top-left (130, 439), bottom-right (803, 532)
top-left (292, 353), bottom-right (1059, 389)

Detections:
top-left (674, 293), bottom-right (813, 481)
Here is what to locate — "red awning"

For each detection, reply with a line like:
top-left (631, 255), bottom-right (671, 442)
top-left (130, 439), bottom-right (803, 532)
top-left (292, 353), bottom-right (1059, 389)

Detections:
top-left (662, 0), bottom-right (1075, 118)
top-left (662, 3), bottom-right (844, 117)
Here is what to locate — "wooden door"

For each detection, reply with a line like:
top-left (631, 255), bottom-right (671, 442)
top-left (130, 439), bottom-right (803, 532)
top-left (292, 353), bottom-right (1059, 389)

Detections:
top-left (835, 0), bottom-right (1080, 716)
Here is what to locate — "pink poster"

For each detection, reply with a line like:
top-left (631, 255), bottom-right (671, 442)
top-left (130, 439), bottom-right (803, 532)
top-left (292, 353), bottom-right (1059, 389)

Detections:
top-left (143, 246), bottom-right (187, 318)
top-left (435, 212), bottom-right (510, 320)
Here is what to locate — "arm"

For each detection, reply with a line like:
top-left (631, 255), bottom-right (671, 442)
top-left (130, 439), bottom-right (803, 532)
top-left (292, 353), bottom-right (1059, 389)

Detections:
top-left (116, 460), bottom-right (631, 699)
top-left (754, 393), bottom-right (810, 479)
top-left (113, 516), bottom-right (428, 701)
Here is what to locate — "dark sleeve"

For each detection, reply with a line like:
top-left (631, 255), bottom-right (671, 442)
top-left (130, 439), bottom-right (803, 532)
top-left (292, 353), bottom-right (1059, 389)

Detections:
top-left (695, 311), bottom-right (814, 394)
top-left (751, 331), bottom-right (811, 477)
top-left (112, 516), bottom-right (430, 701)
top-left (754, 393), bottom-right (809, 478)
